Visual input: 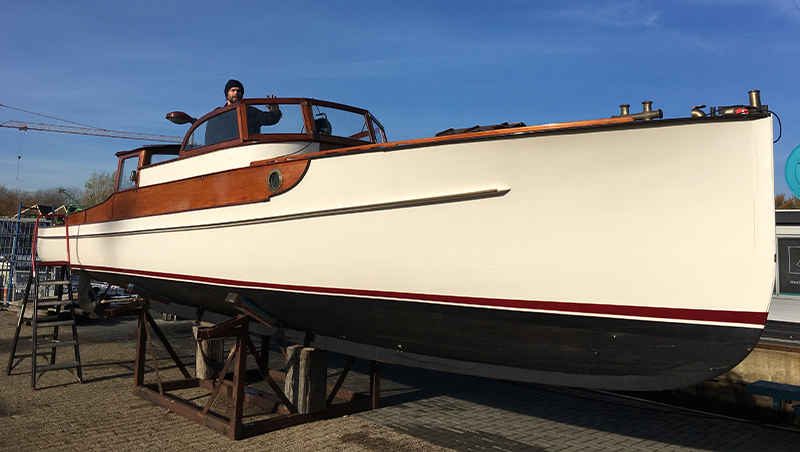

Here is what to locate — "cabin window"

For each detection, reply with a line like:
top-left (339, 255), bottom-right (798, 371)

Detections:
top-left (144, 148), bottom-right (180, 166)
top-left (185, 109), bottom-right (239, 151)
top-left (148, 153), bottom-right (179, 165)
top-left (310, 105), bottom-right (373, 142)
top-left (116, 156), bottom-right (140, 191)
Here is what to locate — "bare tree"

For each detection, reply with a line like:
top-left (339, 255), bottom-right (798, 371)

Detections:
top-left (80, 171), bottom-right (116, 208)
top-left (0, 185), bottom-right (81, 217)
top-left (0, 185), bottom-right (18, 217)
top-left (776, 194), bottom-right (800, 210)
top-left (30, 187), bottom-right (73, 209)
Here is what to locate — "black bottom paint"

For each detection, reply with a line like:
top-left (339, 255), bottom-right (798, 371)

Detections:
top-left (84, 270), bottom-right (763, 391)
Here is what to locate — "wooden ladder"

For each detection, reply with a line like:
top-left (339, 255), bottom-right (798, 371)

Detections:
top-left (5, 214), bottom-right (83, 389)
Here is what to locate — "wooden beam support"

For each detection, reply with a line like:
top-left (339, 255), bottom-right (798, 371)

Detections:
top-left (126, 309), bottom-right (378, 440)
top-left (225, 292), bottom-right (278, 327)
top-left (196, 315), bottom-right (247, 340)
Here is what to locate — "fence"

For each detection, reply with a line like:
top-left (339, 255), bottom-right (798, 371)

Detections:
top-left (1, 217), bottom-right (49, 305)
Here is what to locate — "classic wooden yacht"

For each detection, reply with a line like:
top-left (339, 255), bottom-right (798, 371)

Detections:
top-left (36, 92), bottom-right (776, 390)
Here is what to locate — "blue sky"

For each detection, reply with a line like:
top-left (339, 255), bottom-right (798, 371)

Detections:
top-left (2, 1), bottom-right (799, 196)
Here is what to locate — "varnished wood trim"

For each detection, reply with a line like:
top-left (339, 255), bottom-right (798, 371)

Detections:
top-left (71, 209), bottom-right (87, 224)
top-left (304, 99), bottom-right (369, 115)
top-left (237, 102), bottom-right (249, 139)
top-left (301, 102), bottom-right (315, 136)
top-left (69, 159), bottom-right (310, 225)
top-left (245, 98), bottom-right (360, 111)
top-left (79, 196), bottom-right (113, 224)
top-left (270, 116), bottom-right (637, 164)
top-left (63, 188), bottom-right (508, 236)
top-left (69, 115), bottom-right (668, 227)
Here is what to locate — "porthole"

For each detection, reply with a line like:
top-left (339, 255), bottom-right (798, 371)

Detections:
top-left (268, 169), bottom-right (283, 193)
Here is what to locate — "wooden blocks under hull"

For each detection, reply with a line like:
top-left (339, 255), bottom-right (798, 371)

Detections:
top-left (105, 299), bottom-right (380, 440)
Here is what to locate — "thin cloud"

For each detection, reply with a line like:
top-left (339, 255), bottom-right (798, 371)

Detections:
top-left (517, 1), bottom-right (661, 28)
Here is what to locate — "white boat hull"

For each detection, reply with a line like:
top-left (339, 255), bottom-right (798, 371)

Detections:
top-left (38, 115), bottom-right (775, 390)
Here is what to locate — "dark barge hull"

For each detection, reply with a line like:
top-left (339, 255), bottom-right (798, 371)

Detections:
top-left (79, 268), bottom-right (763, 391)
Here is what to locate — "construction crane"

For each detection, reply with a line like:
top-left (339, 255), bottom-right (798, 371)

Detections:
top-left (0, 120), bottom-right (182, 143)
top-left (0, 104), bottom-right (183, 143)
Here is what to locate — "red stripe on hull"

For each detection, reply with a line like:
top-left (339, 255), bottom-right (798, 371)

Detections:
top-left (78, 264), bottom-right (768, 326)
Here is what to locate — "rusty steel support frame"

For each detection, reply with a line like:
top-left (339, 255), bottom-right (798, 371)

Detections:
top-left (105, 301), bottom-right (380, 440)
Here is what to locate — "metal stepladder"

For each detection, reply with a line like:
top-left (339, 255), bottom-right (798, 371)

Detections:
top-left (6, 214), bottom-right (83, 389)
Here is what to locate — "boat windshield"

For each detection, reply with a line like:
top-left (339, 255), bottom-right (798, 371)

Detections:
top-left (184, 108), bottom-right (238, 151)
top-left (246, 103), bottom-right (305, 136)
top-left (182, 99), bottom-right (386, 152)
top-left (305, 104), bottom-right (374, 142)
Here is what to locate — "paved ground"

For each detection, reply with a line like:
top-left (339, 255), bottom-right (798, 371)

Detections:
top-left (761, 319), bottom-right (800, 345)
top-left (1, 308), bottom-right (800, 451)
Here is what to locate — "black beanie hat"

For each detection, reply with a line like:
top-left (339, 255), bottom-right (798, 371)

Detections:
top-left (225, 79), bottom-right (244, 95)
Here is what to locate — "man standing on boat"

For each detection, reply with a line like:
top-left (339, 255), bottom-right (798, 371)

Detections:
top-left (224, 79), bottom-right (282, 133)
top-left (205, 79), bottom-right (282, 145)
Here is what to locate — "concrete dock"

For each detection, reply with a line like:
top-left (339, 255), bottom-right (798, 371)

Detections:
top-left (2, 309), bottom-right (800, 451)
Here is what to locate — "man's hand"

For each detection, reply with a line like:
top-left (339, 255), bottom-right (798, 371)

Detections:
top-left (266, 94), bottom-right (281, 113)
